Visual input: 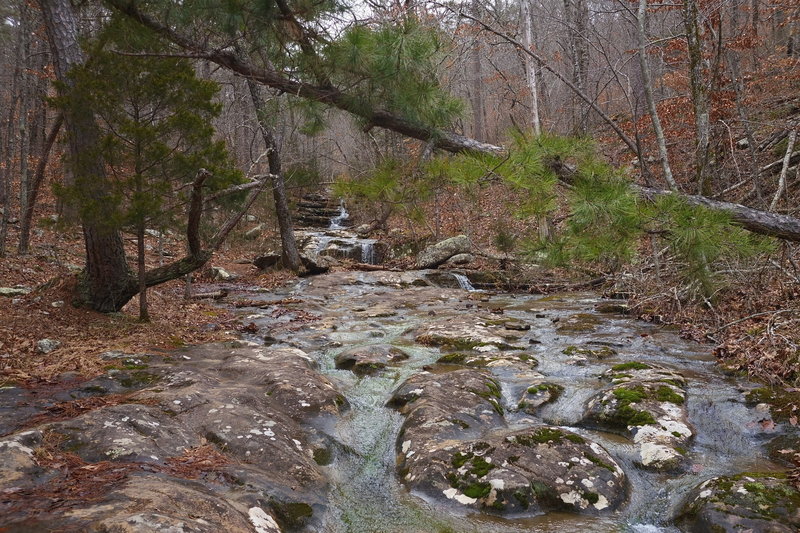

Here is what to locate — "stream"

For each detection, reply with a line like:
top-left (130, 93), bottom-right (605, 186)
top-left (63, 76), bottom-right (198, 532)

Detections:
top-left (0, 202), bottom-right (794, 532)
top-left (227, 269), bottom-right (785, 532)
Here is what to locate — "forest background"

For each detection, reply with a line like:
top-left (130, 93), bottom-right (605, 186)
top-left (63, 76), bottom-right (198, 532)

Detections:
top-left (0, 0), bottom-right (798, 400)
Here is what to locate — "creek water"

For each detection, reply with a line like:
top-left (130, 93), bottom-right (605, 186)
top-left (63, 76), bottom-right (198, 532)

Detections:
top-left (228, 206), bottom-right (786, 532)
top-left (230, 271), bottom-right (785, 533)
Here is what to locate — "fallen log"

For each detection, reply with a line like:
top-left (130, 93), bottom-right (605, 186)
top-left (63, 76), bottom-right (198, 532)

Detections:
top-left (111, 0), bottom-right (800, 244)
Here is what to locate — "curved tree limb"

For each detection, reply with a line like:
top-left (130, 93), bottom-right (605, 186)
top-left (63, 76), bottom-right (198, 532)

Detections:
top-left (108, 0), bottom-right (800, 244)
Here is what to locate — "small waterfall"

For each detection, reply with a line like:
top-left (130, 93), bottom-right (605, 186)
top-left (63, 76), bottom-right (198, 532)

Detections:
top-left (330, 200), bottom-right (350, 230)
top-left (361, 242), bottom-right (375, 264)
top-left (452, 272), bottom-right (476, 291)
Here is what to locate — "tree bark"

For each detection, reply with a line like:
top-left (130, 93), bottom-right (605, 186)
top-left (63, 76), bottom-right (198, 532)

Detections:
top-left (683, 0), bottom-right (712, 194)
top-left (637, 0), bottom-right (678, 191)
top-left (110, 0), bottom-right (800, 245)
top-left (521, 0), bottom-right (541, 135)
top-left (243, 78), bottom-right (303, 272)
top-left (470, 0), bottom-right (486, 141)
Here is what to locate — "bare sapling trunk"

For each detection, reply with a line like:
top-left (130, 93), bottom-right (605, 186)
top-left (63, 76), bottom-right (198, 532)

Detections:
top-left (637, 0), bottom-right (678, 191)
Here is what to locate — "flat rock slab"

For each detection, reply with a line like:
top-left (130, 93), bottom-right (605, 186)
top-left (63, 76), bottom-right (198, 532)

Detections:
top-left (582, 363), bottom-right (692, 471)
top-left (413, 315), bottom-right (528, 351)
top-left (677, 473), bottom-right (800, 532)
top-left (334, 344), bottom-right (410, 375)
top-left (390, 369), bottom-right (626, 517)
top-left (0, 343), bottom-right (347, 532)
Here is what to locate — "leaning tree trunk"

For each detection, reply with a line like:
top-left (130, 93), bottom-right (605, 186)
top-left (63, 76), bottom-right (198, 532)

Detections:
top-left (244, 79), bottom-right (303, 272)
top-left (41, 0), bottom-right (135, 312)
top-left (109, 0), bottom-right (800, 245)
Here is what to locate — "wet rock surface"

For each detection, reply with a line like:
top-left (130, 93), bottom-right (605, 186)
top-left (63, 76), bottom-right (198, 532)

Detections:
top-left (389, 370), bottom-right (626, 515)
top-left (0, 343), bottom-right (342, 531)
top-left (677, 473), bottom-right (800, 532)
top-left (582, 363), bottom-right (693, 471)
top-left (2, 269), bottom-right (796, 532)
top-left (334, 344), bottom-right (409, 375)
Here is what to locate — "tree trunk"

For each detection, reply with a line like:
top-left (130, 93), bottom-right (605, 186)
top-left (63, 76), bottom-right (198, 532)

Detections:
top-left (470, 0), bottom-right (486, 141)
top-left (684, 0), bottom-right (712, 194)
top-left (564, 0), bottom-right (589, 134)
top-left (110, 0), bottom-right (800, 245)
top-left (521, 0), bottom-right (541, 135)
top-left (19, 114), bottom-right (63, 254)
top-left (637, 0), bottom-right (678, 191)
top-left (41, 0), bottom-right (135, 312)
top-left (244, 78), bottom-right (303, 272)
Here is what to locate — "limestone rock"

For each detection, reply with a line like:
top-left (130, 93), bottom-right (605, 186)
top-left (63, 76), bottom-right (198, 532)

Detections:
top-left (446, 253), bottom-right (475, 265)
top-left (416, 235), bottom-right (470, 269)
top-left (334, 344), bottom-right (409, 375)
top-left (36, 338), bottom-right (61, 354)
top-left (389, 370), bottom-right (626, 516)
top-left (582, 362), bottom-right (692, 471)
top-left (677, 474), bottom-right (800, 532)
top-left (414, 315), bottom-right (527, 351)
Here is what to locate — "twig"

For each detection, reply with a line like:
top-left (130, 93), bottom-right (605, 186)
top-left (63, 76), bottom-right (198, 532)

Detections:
top-left (707, 309), bottom-right (794, 338)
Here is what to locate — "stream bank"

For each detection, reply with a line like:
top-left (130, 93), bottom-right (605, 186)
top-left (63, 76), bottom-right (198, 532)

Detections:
top-left (1, 268), bottom-right (798, 532)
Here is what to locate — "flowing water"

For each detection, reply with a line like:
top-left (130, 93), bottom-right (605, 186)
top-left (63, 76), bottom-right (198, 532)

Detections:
top-left (229, 273), bottom-right (786, 533)
top-left (227, 208), bottom-right (787, 532)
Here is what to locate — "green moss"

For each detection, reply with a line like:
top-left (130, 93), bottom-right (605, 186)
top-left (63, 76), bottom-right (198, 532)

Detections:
top-left (463, 482), bottom-right (491, 499)
top-left (437, 353), bottom-right (467, 365)
top-left (270, 501), bottom-right (313, 529)
top-left (313, 447), bottom-right (332, 466)
top-left (613, 385), bottom-right (647, 403)
top-left (526, 383), bottom-right (565, 402)
top-left (484, 379), bottom-right (502, 399)
top-left (468, 456), bottom-right (495, 478)
top-left (452, 451), bottom-right (474, 469)
top-left (745, 387), bottom-right (800, 422)
top-left (616, 404), bottom-right (656, 427)
top-left (655, 385), bottom-right (684, 404)
top-left (516, 428), bottom-right (565, 446)
top-left (450, 452), bottom-right (475, 468)
top-left (513, 490), bottom-right (530, 510)
top-left (565, 433), bottom-right (585, 444)
top-left (583, 491), bottom-right (599, 504)
top-left (584, 453), bottom-right (615, 471)
top-left (611, 362), bottom-right (651, 371)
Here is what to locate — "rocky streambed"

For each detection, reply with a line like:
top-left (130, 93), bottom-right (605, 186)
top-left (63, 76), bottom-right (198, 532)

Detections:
top-left (1, 270), bottom-right (799, 532)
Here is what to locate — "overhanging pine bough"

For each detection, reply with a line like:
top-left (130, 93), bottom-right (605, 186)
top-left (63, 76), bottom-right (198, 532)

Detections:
top-left (107, 0), bottom-right (800, 244)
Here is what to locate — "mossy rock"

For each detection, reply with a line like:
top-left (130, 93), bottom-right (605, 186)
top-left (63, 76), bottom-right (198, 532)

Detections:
top-left (556, 313), bottom-right (602, 333)
top-left (745, 387), bottom-right (800, 423)
top-left (517, 383), bottom-right (564, 414)
top-left (677, 473), bottom-right (800, 532)
top-left (563, 345), bottom-right (617, 359)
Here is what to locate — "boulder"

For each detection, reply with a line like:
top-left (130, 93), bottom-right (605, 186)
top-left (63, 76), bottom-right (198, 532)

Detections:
top-left (446, 253), bottom-right (475, 265)
top-left (413, 314), bottom-right (528, 351)
top-left (389, 369), bottom-right (627, 516)
top-left (581, 363), bottom-right (692, 471)
top-left (676, 473), bottom-right (800, 532)
top-left (36, 338), bottom-right (61, 354)
top-left (416, 235), bottom-right (470, 269)
top-left (334, 344), bottom-right (409, 375)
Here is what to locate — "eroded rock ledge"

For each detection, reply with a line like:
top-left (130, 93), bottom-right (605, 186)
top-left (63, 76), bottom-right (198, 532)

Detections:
top-left (388, 369), bottom-right (627, 515)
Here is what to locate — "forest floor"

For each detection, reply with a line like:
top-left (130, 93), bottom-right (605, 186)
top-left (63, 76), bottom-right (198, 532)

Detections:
top-left (1, 190), bottom-right (798, 410)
